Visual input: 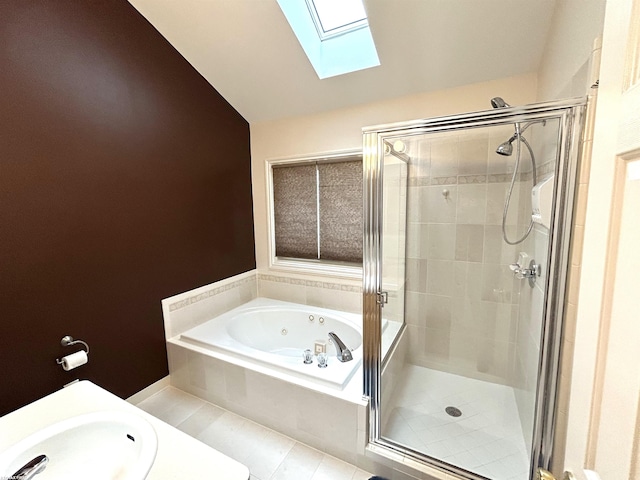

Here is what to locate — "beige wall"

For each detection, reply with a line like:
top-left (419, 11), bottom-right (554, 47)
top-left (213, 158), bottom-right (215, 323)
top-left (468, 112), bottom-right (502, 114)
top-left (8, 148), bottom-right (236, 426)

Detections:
top-left (536, 0), bottom-right (606, 101)
top-left (250, 73), bottom-right (538, 275)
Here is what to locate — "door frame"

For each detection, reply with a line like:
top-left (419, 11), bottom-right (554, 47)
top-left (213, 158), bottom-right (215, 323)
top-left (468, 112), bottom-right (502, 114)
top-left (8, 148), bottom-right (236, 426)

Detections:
top-left (563, 0), bottom-right (640, 478)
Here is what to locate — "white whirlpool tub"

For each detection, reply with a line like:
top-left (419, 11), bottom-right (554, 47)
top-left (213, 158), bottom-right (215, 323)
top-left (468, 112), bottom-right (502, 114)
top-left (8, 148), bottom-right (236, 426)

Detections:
top-left (175, 298), bottom-right (374, 390)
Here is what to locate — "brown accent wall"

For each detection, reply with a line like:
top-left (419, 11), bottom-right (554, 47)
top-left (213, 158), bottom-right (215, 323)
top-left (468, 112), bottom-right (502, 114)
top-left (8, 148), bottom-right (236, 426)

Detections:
top-left (0, 0), bottom-right (255, 415)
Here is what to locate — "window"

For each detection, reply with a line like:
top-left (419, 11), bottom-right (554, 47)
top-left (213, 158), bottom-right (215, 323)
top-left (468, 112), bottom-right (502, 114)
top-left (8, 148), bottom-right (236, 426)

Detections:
top-left (305, 0), bottom-right (368, 40)
top-left (268, 153), bottom-right (363, 277)
top-left (276, 0), bottom-right (379, 79)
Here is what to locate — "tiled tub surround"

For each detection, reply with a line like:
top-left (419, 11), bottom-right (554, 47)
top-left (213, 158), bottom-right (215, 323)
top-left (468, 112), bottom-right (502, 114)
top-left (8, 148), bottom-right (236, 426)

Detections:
top-left (161, 270), bottom-right (365, 340)
top-left (162, 270), bottom-right (258, 339)
top-left (163, 271), bottom-right (394, 468)
top-left (257, 272), bottom-right (363, 315)
top-left (168, 340), bottom-right (368, 465)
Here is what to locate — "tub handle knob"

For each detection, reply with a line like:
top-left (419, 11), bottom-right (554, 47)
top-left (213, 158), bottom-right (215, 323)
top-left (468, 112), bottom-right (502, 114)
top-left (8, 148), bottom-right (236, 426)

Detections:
top-left (302, 349), bottom-right (314, 364)
top-left (317, 352), bottom-right (328, 368)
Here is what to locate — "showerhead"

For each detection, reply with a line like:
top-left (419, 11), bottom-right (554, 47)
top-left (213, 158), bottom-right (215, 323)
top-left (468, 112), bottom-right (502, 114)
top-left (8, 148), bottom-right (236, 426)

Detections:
top-left (490, 97), bottom-right (511, 109)
top-left (496, 135), bottom-right (516, 156)
top-left (496, 140), bottom-right (513, 156)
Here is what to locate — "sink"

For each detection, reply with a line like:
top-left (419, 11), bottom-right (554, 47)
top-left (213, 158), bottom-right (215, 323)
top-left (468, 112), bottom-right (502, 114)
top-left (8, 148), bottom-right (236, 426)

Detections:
top-left (0, 410), bottom-right (158, 479)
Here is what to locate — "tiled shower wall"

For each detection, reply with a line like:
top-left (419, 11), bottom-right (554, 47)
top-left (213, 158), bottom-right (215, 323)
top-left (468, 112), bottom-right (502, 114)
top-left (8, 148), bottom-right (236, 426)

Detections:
top-left (512, 119), bottom-right (560, 452)
top-left (404, 128), bottom-right (530, 385)
top-left (513, 221), bottom-right (550, 453)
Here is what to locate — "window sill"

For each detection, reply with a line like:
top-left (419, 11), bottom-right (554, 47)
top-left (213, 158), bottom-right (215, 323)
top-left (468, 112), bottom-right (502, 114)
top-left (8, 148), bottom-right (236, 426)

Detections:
top-left (270, 258), bottom-right (362, 281)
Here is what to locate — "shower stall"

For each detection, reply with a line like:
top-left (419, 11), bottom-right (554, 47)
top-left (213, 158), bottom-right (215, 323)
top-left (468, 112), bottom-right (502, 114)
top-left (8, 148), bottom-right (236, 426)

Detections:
top-left (363, 98), bottom-right (585, 480)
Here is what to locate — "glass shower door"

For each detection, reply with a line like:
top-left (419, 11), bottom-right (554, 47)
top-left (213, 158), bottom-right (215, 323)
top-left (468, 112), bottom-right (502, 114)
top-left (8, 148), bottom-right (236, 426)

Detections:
top-left (377, 142), bottom-right (409, 439)
top-left (363, 99), bottom-right (585, 480)
top-left (380, 143), bottom-right (408, 358)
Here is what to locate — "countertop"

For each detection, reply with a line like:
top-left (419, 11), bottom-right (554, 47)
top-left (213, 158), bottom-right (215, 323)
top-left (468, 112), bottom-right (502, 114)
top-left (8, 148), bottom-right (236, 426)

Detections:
top-left (0, 380), bottom-right (249, 480)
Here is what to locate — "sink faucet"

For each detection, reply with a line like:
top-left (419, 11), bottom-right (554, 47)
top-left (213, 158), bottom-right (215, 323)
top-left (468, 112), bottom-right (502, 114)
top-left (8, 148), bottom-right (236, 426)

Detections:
top-left (328, 332), bottom-right (353, 362)
top-left (11, 454), bottom-right (49, 480)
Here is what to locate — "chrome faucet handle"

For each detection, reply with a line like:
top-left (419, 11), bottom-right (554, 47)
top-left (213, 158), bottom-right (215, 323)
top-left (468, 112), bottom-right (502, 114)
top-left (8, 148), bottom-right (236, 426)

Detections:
top-left (510, 260), bottom-right (541, 286)
top-left (302, 349), bottom-right (313, 364)
top-left (317, 352), bottom-right (328, 368)
top-left (510, 262), bottom-right (527, 279)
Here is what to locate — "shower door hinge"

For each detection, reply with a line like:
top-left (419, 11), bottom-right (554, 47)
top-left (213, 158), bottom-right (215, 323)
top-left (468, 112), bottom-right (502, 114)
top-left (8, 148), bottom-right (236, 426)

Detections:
top-left (376, 291), bottom-right (388, 306)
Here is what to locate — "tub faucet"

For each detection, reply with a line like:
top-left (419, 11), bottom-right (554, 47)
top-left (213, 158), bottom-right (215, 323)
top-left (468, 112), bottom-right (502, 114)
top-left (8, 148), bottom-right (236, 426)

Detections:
top-left (328, 332), bottom-right (353, 362)
top-left (11, 454), bottom-right (48, 480)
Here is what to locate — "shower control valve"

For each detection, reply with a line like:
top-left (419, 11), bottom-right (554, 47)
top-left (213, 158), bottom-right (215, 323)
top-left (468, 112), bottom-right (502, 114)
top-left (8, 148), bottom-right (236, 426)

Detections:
top-left (509, 260), bottom-right (540, 278)
top-left (509, 259), bottom-right (541, 286)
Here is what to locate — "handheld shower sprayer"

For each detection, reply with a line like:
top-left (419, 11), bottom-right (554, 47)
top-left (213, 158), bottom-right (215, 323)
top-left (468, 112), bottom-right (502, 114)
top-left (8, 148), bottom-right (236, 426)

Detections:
top-left (490, 97), bottom-right (538, 245)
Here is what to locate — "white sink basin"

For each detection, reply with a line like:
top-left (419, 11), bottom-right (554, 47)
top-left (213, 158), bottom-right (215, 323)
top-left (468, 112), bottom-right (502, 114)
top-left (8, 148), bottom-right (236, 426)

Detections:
top-left (0, 411), bottom-right (158, 480)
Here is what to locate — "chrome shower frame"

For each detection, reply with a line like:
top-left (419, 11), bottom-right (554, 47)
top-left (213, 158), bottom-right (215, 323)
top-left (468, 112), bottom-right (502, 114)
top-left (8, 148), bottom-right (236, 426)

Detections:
top-left (362, 97), bottom-right (586, 480)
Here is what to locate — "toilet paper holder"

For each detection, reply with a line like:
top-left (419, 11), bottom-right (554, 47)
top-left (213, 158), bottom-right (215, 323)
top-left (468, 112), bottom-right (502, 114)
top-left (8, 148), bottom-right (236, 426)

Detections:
top-left (55, 335), bottom-right (89, 365)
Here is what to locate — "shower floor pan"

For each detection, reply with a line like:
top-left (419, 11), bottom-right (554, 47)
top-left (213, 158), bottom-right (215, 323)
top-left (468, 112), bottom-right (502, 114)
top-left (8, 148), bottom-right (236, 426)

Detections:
top-left (382, 365), bottom-right (529, 480)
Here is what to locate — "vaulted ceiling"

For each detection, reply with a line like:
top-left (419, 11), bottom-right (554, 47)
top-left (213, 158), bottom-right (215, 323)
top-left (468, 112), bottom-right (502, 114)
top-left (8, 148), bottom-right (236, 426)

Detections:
top-left (128, 0), bottom-right (557, 123)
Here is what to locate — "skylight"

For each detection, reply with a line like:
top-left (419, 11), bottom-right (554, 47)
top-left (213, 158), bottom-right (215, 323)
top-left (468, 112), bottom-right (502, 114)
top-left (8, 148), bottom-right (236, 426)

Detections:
top-left (277, 0), bottom-right (380, 79)
top-left (306, 0), bottom-right (368, 40)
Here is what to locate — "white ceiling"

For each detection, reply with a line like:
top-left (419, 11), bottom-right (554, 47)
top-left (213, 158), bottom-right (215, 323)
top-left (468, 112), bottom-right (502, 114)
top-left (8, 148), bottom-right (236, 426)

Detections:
top-left (128, 0), bottom-right (557, 123)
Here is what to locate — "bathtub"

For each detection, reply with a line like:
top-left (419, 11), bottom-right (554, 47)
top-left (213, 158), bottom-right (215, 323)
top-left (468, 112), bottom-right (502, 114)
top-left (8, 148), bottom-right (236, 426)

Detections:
top-left (176, 298), bottom-right (368, 390)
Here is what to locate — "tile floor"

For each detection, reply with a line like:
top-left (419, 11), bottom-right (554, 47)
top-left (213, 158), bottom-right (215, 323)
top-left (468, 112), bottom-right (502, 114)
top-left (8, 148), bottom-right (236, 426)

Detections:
top-left (382, 365), bottom-right (529, 480)
top-left (136, 386), bottom-right (373, 480)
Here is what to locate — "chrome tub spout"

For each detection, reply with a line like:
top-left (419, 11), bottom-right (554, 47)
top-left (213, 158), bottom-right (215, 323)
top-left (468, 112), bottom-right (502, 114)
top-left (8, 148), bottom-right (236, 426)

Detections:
top-left (328, 332), bottom-right (353, 362)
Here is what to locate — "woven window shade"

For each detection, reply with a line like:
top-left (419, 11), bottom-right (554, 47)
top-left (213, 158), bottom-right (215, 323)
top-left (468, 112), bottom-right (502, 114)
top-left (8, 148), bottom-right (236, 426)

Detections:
top-left (272, 158), bottom-right (362, 264)
top-left (272, 164), bottom-right (318, 259)
top-left (318, 160), bottom-right (363, 263)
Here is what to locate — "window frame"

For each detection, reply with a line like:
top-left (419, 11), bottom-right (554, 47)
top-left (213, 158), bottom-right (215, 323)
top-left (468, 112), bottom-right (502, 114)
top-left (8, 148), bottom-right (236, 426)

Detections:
top-left (266, 149), bottom-right (363, 279)
top-left (275, 0), bottom-right (380, 79)
top-left (304, 0), bottom-right (368, 41)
